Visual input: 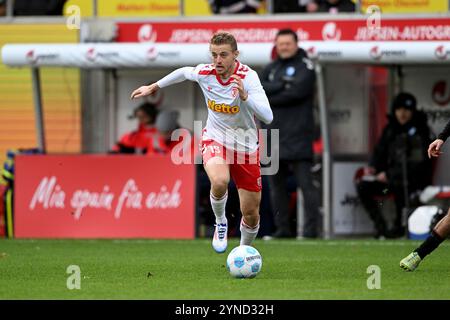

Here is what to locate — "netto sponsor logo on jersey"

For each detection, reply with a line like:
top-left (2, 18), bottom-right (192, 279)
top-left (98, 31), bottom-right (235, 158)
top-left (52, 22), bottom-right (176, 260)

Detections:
top-left (207, 100), bottom-right (240, 114)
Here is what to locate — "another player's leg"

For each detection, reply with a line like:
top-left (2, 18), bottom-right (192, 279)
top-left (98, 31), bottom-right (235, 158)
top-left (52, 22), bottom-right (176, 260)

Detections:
top-left (400, 208), bottom-right (450, 271)
top-left (204, 157), bottom-right (230, 253)
top-left (238, 189), bottom-right (261, 246)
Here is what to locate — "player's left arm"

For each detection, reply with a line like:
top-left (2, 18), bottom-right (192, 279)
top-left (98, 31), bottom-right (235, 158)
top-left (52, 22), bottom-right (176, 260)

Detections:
top-left (231, 71), bottom-right (273, 124)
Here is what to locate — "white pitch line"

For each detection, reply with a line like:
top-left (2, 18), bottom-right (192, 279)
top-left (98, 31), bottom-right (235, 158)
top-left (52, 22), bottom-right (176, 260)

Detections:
top-left (6, 238), bottom-right (450, 247)
top-left (257, 240), bottom-right (450, 247)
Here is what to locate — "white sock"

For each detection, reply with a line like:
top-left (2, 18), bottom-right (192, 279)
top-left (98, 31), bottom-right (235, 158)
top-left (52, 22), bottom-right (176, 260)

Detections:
top-left (210, 191), bottom-right (228, 224)
top-left (240, 218), bottom-right (260, 246)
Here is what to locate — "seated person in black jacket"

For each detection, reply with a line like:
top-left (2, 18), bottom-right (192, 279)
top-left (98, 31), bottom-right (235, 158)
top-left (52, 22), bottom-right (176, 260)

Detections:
top-left (356, 92), bottom-right (433, 239)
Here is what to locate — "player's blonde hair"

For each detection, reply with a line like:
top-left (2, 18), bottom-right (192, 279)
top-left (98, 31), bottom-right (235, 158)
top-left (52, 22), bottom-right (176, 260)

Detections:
top-left (210, 32), bottom-right (238, 51)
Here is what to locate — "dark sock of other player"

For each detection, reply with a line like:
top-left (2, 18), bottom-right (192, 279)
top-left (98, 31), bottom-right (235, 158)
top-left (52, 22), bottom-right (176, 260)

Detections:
top-left (414, 230), bottom-right (445, 259)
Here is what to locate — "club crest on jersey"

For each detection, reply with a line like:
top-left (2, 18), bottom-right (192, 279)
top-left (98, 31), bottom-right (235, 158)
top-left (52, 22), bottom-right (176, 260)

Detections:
top-left (207, 99), bottom-right (240, 114)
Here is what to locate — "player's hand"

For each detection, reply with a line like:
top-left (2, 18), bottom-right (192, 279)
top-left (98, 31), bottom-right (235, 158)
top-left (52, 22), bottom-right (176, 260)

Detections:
top-left (428, 138), bottom-right (444, 158)
top-left (130, 83), bottom-right (159, 99)
top-left (230, 74), bottom-right (248, 101)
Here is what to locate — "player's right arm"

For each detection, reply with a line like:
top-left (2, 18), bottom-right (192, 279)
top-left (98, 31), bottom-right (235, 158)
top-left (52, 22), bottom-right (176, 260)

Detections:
top-left (130, 82), bottom-right (160, 99)
top-left (428, 118), bottom-right (450, 158)
top-left (428, 139), bottom-right (444, 158)
top-left (130, 66), bottom-right (199, 100)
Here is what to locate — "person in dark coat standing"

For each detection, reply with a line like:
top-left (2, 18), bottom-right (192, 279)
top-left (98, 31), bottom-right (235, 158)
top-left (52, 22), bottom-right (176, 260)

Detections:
top-left (260, 28), bottom-right (320, 238)
top-left (313, 0), bottom-right (355, 13)
top-left (356, 92), bottom-right (433, 239)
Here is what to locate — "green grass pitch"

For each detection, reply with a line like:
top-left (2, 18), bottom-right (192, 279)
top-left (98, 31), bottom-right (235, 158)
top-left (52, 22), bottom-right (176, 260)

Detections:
top-left (0, 238), bottom-right (449, 299)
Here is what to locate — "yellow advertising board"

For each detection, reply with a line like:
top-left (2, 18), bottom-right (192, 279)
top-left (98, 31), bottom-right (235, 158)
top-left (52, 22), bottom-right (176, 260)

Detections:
top-left (361, 0), bottom-right (448, 13)
top-left (64, 0), bottom-right (267, 17)
top-left (98, 0), bottom-right (180, 17)
top-left (184, 0), bottom-right (212, 16)
top-left (64, 0), bottom-right (180, 17)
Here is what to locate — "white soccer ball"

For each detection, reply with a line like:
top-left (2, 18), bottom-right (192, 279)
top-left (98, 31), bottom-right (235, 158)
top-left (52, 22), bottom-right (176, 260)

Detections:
top-left (226, 245), bottom-right (262, 279)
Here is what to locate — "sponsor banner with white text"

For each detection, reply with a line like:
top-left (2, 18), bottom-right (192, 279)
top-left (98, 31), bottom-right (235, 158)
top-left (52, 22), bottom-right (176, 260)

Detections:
top-left (117, 18), bottom-right (450, 43)
top-left (14, 155), bottom-right (195, 238)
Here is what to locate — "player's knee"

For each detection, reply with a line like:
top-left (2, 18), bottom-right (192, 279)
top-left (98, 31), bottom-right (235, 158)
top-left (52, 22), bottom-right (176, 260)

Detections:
top-left (210, 176), bottom-right (229, 193)
top-left (242, 210), bottom-right (260, 227)
top-left (241, 205), bottom-right (260, 219)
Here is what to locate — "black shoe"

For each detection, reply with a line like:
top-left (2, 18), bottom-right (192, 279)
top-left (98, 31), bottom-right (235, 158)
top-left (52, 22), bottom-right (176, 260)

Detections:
top-left (385, 227), bottom-right (406, 239)
top-left (273, 230), bottom-right (294, 238)
top-left (374, 227), bottom-right (387, 240)
top-left (373, 218), bottom-right (388, 239)
top-left (374, 232), bottom-right (386, 240)
top-left (302, 233), bottom-right (318, 239)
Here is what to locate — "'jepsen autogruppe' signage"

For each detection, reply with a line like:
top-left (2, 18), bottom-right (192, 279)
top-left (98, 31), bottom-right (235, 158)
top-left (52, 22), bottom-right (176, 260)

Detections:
top-left (116, 17), bottom-right (450, 43)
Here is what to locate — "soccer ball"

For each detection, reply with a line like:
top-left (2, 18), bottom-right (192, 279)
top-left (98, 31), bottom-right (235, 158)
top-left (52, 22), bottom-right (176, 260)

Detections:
top-left (226, 245), bottom-right (262, 278)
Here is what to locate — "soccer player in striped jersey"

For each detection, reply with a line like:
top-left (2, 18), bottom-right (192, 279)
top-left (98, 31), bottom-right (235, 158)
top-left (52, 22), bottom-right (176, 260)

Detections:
top-left (131, 32), bottom-right (273, 253)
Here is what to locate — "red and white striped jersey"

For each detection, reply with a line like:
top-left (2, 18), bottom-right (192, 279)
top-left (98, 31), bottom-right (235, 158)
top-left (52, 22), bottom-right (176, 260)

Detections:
top-left (157, 60), bottom-right (273, 152)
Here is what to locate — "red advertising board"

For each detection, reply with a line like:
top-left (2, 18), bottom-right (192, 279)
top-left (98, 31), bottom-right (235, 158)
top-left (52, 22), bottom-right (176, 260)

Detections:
top-left (14, 155), bottom-right (196, 239)
top-left (117, 17), bottom-right (450, 43)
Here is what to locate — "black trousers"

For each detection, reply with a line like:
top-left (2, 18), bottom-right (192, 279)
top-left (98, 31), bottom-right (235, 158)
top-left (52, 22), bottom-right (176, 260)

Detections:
top-left (267, 159), bottom-right (320, 237)
top-left (356, 180), bottom-right (406, 235)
